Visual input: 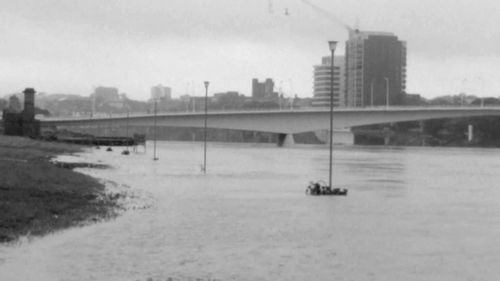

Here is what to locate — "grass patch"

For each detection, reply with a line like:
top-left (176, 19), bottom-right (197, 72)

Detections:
top-left (0, 136), bottom-right (118, 243)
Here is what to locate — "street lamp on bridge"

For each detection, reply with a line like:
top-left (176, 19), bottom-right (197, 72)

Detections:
top-left (384, 77), bottom-right (389, 109)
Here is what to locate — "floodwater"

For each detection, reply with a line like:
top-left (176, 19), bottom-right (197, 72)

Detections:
top-left (1, 141), bottom-right (500, 281)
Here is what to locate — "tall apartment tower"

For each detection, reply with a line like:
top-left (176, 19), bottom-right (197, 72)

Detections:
top-left (345, 30), bottom-right (406, 107)
top-left (312, 56), bottom-right (345, 107)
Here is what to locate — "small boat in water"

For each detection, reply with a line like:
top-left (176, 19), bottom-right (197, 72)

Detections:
top-left (306, 181), bottom-right (348, 196)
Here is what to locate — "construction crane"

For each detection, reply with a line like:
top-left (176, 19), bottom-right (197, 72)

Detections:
top-left (268, 0), bottom-right (273, 14)
top-left (299, 0), bottom-right (353, 32)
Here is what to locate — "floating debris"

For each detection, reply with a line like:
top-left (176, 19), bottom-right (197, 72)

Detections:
top-left (52, 161), bottom-right (110, 170)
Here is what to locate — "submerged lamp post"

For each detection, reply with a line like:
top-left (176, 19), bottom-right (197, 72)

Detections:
top-left (122, 107), bottom-right (130, 155)
top-left (203, 81), bottom-right (209, 173)
top-left (153, 99), bottom-right (159, 161)
top-left (328, 40), bottom-right (337, 189)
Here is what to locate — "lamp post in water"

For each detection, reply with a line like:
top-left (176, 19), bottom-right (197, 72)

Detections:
top-left (203, 81), bottom-right (209, 173)
top-left (328, 40), bottom-right (337, 189)
top-left (153, 99), bottom-right (159, 161)
top-left (122, 106), bottom-right (130, 155)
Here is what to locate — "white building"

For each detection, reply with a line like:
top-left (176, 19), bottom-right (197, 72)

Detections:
top-left (312, 56), bottom-right (345, 107)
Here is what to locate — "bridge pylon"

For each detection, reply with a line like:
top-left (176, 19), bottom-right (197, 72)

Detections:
top-left (277, 133), bottom-right (295, 147)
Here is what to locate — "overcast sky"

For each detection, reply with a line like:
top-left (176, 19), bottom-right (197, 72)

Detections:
top-left (1, 0), bottom-right (499, 100)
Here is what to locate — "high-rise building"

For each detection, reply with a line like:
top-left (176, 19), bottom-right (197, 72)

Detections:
top-left (252, 78), bottom-right (278, 101)
top-left (345, 30), bottom-right (406, 107)
top-left (312, 56), bottom-right (345, 107)
top-left (151, 85), bottom-right (172, 101)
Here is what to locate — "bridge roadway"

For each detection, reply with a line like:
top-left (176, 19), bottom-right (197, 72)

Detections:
top-left (41, 107), bottom-right (500, 135)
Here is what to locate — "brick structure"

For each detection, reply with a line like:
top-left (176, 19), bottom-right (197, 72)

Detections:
top-left (2, 88), bottom-right (40, 137)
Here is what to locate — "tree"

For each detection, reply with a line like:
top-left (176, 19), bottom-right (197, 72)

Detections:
top-left (35, 107), bottom-right (51, 117)
top-left (0, 98), bottom-right (7, 110)
top-left (8, 95), bottom-right (22, 112)
top-left (470, 97), bottom-right (500, 106)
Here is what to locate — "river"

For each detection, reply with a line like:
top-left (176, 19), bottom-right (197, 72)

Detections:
top-left (1, 141), bottom-right (500, 281)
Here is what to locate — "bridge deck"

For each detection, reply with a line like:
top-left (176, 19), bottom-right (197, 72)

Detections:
top-left (40, 107), bottom-right (500, 134)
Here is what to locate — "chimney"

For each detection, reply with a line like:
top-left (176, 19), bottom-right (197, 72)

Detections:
top-left (23, 88), bottom-right (36, 121)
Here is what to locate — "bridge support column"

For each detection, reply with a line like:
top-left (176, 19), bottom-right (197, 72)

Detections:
top-left (468, 124), bottom-right (474, 142)
top-left (384, 135), bottom-right (391, 145)
top-left (277, 133), bottom-right (295, 147)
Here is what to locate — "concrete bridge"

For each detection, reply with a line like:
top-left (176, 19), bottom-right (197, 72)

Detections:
top-left (41, 106), bottom-right (500, 145)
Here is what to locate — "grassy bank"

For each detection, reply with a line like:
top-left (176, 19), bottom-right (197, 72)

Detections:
top-left (0, 136), bottom-right (118, 243)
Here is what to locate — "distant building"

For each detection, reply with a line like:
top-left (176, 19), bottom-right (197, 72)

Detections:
top-left (345, 30), bottom-right (406, 107)
top-left (151, 85), bottom-right (172, 101)
top-left (312, 56), bottom-right (345, 107)
top-left (214, 91), bottom-right (242, 101)
top-left (293, 97), bottom-right (313, 108)
top-left (404, 93), bottom-right (427, 106)
top-left (213, 91), bottom-right (246, 109)
top-left (190, 96), bottom-right (210, 111)
top-left (252, 78), bottom-right (278, 102)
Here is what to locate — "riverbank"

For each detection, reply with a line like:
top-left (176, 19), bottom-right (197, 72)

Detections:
top-left (0, 136), bottom-right (120, 243)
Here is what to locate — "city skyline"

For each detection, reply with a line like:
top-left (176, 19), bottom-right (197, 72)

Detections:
top-left (1, 0), bottom-right (499, 100)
